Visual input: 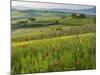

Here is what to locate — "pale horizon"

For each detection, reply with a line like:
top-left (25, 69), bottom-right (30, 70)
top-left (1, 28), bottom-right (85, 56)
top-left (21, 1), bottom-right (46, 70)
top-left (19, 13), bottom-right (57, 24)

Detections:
top-left (12, 1), bottom-right (95, 10)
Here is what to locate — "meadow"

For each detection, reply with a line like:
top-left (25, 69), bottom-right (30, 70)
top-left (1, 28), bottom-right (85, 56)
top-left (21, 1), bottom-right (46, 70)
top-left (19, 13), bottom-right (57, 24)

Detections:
top-left (12, 33), bottom-right (96, 74)
top-left (11, 6), bottom-right (96, 75)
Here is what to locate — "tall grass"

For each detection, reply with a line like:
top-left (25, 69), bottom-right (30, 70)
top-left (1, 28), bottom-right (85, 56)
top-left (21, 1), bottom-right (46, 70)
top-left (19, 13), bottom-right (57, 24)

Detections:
top-left (11, 33), bottom-right (96, 74)
top-left (12, 24), bottom-right (96, 43)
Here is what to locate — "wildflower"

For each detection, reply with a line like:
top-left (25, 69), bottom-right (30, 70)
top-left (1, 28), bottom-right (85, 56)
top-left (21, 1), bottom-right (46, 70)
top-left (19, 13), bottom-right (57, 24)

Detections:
top-left (52, 48), bottom-right (56, 53)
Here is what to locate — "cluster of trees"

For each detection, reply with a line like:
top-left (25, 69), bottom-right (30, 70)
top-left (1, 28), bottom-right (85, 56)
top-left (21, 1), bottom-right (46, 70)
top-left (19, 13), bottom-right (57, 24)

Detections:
top-left (28, 18), bottom-right (36, 22)
top-left (71, 13), bottom-right (86, 18)
top-left (12, 18), bottom-right (36, 28)
top-left (18, 17), bottom-right (36, 23)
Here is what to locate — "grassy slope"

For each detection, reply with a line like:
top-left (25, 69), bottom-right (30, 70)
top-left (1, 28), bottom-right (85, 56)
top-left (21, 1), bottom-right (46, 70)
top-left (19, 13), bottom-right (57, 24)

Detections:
top-left (12, 16), bottom-right (95, 28)
top-left (12, 24), bottom-right (96, 43)
top-left (12, 32), bottom-right (95, 46)
top-left (12, 33), bottom-right (96, 74)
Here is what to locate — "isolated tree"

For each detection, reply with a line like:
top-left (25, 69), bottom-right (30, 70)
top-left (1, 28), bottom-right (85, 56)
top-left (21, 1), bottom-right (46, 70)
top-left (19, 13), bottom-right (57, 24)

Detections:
top-left (55, 20), bottom-right (59, 24)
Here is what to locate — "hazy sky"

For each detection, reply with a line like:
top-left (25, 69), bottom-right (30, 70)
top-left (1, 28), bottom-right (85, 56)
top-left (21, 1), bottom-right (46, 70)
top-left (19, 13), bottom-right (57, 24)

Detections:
top-left (12, 1), bottom-right (95, 10)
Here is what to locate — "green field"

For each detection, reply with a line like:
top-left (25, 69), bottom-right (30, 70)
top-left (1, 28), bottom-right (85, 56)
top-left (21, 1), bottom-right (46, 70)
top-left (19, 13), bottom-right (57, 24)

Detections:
top-left (12, 33), bottom-right (96, 74)
top-left (11, 7), bottom-right (96, 74)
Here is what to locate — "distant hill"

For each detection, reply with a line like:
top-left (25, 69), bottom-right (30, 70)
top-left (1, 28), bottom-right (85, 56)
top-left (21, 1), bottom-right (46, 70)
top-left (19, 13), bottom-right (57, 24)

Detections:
top-left (12, 6), bottom-right (96, 20)
top-left (47, 7), bottom-right (96, 15)
top-left (12, 5), bottom-right (96, 14)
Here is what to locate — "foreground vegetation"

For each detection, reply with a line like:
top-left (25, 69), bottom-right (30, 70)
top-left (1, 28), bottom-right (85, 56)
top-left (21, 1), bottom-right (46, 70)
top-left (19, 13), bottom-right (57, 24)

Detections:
top-left (11, 33), bottom-right (96, 74)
